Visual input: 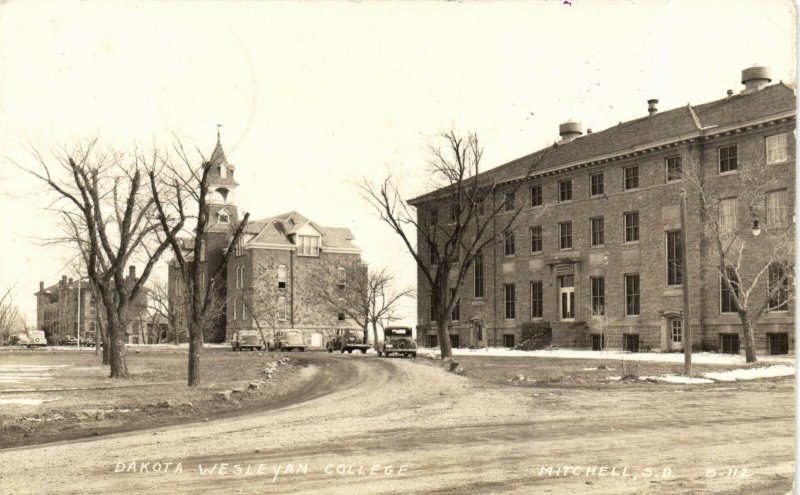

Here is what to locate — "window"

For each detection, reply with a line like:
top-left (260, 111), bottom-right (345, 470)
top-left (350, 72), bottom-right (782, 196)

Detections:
top-left (504, 284), bottom-right (516, 319)
top-left (530, 185), bottom-right (543, 207)
top-left (450, 289), bottom-right (460, 321)
top-left (591, 277), bottom-right (605, 316)
top-left (277, 265), bottom-right (287, 289)
top-left (473, 251), bottom-right (484, 298)
top-left (592, 334), bottom-right (605, 351)
top-left (200, 240), bottom-right (206, 262)
top-left (671, 320), bottom-right (682, 343)
top-left (530, 281), bottom-right (543, 319)
top-left (559, 180), bottom-right (572, 202)
top-left (666, 156), bottom-right (682, 182)
top-left (666, 231), bottom-right (683, 286)
top-left (624, 274), bottom-right (640, 316)
top-left (624, 165), bottom-right (639, 190)
top-left (218, 211), bottom-right (230, 224)
top-left (559, 222), bottom-right (572, 250)
top-left (476, 200), bottom-right (485, 215)
top-left (504, 192), bottom-right (515, 212)
top-left (427, 334), bottom-right (438, 348)
top-left (590, 173), bottom-right (604, 196)
top-left (242, 300), bottom-right (247, 321)
top-left (720, 334), bottom-right (740, 354)
top-left (719, 144), bottom-right (738, 173)
top-left (449, 204), bottom-right (459, 223)
top-left (233, 296), bottom-right (237, 320)
top-left (768, 263), bottom-right (789, 311)
top-left (503, 334), bottom-right (515, 348)
top-left (200, 272), bottom-right (206, 293)
top-left (297, 235), bottom-right (320, 256)
top-left (623, 334), bottom-right (640, 352)
top-left (624, 211), bottom-right (639, 242)
top-left (277, 296), bottom-right (287, 321)
top-left (337, 298), bottom-right (346, 321)
top-left (236, 264), bottom-right (244, 289)
top-left (429, 242), bottom-right (439, 266)
top-left (504, 230), bottom-right (516, 256)
top-left (718, 197), bottom-right (737, 235)
top-left (428, 208), bottom-right (438, 227)
top-left (337, 267), bottom-right (346, 290)
top-left (450, 334), bottom-right (460, 349)
top-left (765, 189), bottom-right (788, 226)
top-left (591, 217), bottom-right (604, 246)
top-left (766, 133), bottom-right (788, 165)
top-left (530, 226), bottom-right (542, 253)
top-left (720, 267), bottom-right (739, 314)
top-left (768, 333), bottom-right (789, 355)
top-left (235, 237), bottom-right (244, 256)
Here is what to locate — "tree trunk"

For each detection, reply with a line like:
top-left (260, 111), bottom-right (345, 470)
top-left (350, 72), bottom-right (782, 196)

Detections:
top-left (436, 313), bottom-right (453, 359)
top-left (107, 312), bottom-right (129, 378)
top-left (371, 320), bottom-right (380, 350)
top-left (363, 323), bottom-right (369, 346)
top-left (741, 314), bottom-right (758, 363)
top-left (187, 319), bottom-right (203, 387)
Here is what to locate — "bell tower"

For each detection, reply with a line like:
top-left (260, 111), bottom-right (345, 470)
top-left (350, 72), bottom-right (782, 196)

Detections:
top-left (205, 129), bottom-right (239, 232)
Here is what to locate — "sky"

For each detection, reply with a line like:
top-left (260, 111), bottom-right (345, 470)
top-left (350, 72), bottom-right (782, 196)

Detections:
top-left (0, 0), bottom-right (795, 325)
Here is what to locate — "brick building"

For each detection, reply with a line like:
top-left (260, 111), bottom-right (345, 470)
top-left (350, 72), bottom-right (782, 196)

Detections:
top-left (411, 66), bottom-right (795, 355)
top-left (168, 138), bottom-right (365, 345)
top-left (35, 266), bottom-right (152, 345)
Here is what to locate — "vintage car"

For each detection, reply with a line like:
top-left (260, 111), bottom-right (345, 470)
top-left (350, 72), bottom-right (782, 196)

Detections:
top-left (231, 330), bottom-right (265, 351)
top-left (378, 326), bottom-right (417, 358)
top-left (326, 328), bottom-right (369, 354)
top-left (20, 330), bottom-right (47, 349)
top-left (268, 329), bottom-right (306, 352)
top-left (59, 335), bottom-right (77, 346)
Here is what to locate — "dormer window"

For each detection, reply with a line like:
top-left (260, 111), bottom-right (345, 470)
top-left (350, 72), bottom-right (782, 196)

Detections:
top-left (219, 164), bottom-right (227, 179)
top-left (297, 235), bottom-right (320, 257)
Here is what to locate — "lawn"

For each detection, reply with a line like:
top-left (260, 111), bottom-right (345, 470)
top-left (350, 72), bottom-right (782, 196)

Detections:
top-left (0, 346), bottom-right (311, 449)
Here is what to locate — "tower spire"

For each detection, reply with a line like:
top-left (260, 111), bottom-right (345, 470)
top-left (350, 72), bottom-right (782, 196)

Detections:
top-left (217, 123), bottom-right (222, 142)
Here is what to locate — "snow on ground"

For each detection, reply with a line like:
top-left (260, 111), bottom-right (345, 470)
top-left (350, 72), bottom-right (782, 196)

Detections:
top-left (703, 365), bottom-right (796, 382)
top-left (417, 347), bottom-right (795, 365)
top-left (641, 375), bottom-right (715, 385)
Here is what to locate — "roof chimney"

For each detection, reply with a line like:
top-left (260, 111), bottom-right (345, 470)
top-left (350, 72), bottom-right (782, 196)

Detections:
top-left (558, 120), bottom-right (583, 143)
top-left (741, 65), bottom-right (772, 94)
top-left (61, 275), bottom-right (67, 288)
top-left (129, 265), bottom-right (136, 279)
top-left (39, 281), bottom-right (44, 292)
top-left (68, 277), bottom-right (73, 286)
top-left (647, 99), bottom-right (659, 115)
top-left (726, 89), bottom-right (734, 97)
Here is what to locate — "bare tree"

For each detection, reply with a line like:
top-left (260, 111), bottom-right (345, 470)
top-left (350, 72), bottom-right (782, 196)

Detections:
top-left (149, 141), bottom-right (249, 387)
top-left (0, 286), bottom-right (21, 346)
top-left (147, 280), bottom-right (185, 345)
top-left (22, 140), bottom-right (177, 378)
top-left (362, 130), bottom-right (547, 359)
top-left (683, 143), bottom-right (794, 363)
top-left (312, 265), bottom-right (412, 348)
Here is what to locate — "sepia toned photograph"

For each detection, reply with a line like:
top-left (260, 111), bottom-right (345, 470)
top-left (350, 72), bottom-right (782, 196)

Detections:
top-left (0, 1), bottom-right (796, 494)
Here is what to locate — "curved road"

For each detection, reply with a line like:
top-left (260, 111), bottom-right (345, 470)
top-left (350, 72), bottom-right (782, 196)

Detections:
top-left (1, 353), bottom-right (794, 494)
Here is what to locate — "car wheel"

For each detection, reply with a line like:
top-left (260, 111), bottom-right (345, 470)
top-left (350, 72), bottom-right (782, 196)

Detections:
top-left (411, 352), bottom-right (417, 358)
top-left (361, 348), bottom-right (367, 354)
top-left (300, 348), bottom-right (305, 352)
top-left (347, 349), bottom-right (353, 354)
top-left (377, 351), bottom-right (382, 357)
top-left (327, 347), bottom-right (333, 353)
top-left (340, 348), bottom-right (345, 353)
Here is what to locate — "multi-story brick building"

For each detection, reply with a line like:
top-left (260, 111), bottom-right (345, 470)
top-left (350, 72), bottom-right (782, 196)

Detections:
top-left (168, 138), bottom-right (366, 345)
top-left (35, 266), bottom-right (152, 345)
top-left (411, 66), bottom-right (795, 355)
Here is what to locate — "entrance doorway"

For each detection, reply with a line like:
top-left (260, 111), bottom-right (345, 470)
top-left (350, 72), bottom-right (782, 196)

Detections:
top-left (559, 275), bottom-right (575, 321)
top-left (669, 318), bottom-right (683, 351)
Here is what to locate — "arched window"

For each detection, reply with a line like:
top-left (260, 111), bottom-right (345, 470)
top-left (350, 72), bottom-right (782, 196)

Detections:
top-left (277, 296), bottom-right (287, 321)
top-left (277, 265), bottom-right (287, 289)
top-left (337, 267), bottom-right (346, 290)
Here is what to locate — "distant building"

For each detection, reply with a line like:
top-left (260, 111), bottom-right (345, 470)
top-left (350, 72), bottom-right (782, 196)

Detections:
top-left (35, 266), bottom-right (154, 345)
top-left (168, 138), bottom-right (367, 345)
top-left (410, 66), bottom-right (794, 355)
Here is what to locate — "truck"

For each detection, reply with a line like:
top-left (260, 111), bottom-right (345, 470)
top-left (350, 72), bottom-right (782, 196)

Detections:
top-left (326, 328), bottom-right (370, 354)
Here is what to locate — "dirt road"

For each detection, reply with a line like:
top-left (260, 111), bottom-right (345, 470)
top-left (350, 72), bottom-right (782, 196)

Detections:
top-left (0, 353), bottom-right (793, 494)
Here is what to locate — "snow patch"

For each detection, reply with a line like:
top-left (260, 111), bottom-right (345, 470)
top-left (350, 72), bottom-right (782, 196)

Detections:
top-left (640, 375), bottom-right (715, 385)
top-left (703, 365), bottom-right (795, 382)
top-left (0, 398), bottom-right (59, 406)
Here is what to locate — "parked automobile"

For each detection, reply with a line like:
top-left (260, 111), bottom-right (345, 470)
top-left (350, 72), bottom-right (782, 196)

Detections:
top-left (19, 330), bottom-right (47, 349)
top-left (59, 335), bottom-right (77, 346)
top-left (326, 328), bottom-right (369, 354)
top-left (231, 330), bottom-right (264, 351)
top-left (269, 329), bottom-right (306, 352)
top-left (378, 326), bottom-right (416, 358)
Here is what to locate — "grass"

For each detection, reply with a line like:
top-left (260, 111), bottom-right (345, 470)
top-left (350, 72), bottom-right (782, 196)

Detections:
top-left (0, 347), bottom-right (309, 449)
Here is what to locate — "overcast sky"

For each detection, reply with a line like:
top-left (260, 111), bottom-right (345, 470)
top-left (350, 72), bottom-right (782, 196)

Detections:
top-left (0, 0), bottom-right (795, 324)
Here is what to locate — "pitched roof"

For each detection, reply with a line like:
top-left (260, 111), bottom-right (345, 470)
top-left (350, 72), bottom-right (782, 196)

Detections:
top-left (410, 83), bottom-right (796, 204)
top-left (245, 211), bottom-right (360, 251)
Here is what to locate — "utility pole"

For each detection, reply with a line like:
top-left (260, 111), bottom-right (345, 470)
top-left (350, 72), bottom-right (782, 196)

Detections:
top-left (680, 189), bottom-right (692, 376)
top-left (76, 259), bottom-right (81, 350)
